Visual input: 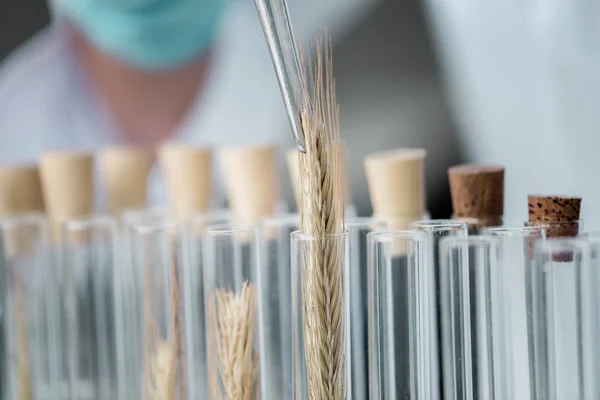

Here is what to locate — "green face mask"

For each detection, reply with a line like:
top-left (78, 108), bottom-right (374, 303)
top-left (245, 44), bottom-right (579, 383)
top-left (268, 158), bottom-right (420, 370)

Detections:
top-left (61, 0), bottom-right (226, 70)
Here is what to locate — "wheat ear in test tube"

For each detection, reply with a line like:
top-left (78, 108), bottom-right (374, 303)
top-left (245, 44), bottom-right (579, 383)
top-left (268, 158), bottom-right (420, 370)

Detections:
top-left (0, 164), bottom-right (45, 400)
top-left (298, 32), bottom-right (346, 400)
top-left (143, 232), bottom-right (180, 400)
top-left (448, 164), bottom-right (505, 229)
top-left (39, 151), bottom-right (94, 243)
top-left (221, 145), bottom-right (278, 227)
top-left (287, 144), bottom-right (350, 211)
top-left (100, 146), bottom-right (152, 216)
top-left (158, 143), bottom-right (213, 222)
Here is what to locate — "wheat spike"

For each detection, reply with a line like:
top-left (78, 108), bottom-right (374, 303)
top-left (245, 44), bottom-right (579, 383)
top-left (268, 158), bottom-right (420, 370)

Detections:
top-left (298, 30), bottom-right (346, 400)
top-left (212, 281), bottom-right (258, 400)
top-left (144, 236), bottom-right (180, 400)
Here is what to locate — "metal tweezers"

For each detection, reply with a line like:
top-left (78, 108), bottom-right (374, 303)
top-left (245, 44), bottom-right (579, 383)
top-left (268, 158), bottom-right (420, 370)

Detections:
top-left (254, 0), bottom-right (311, 153)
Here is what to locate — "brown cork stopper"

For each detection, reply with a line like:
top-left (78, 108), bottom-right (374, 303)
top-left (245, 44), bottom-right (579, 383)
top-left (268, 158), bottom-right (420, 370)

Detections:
top-left (100, 146), bottom-right (152, 217)
top-left (221, 145), bottom-right (278, 227)
top-left (159, 143), bottom-right (213, 222)
top-left (528, 195), bottom-right (582, 261)
top-left (0, 165), bottom-right (45, 257)
top-left (448, 165), bottom-right (504, 228)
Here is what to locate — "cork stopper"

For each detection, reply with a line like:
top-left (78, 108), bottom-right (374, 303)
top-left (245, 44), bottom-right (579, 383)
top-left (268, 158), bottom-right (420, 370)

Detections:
top-left (286, 148), bottom-right (301, 209)
top-left (100, 146), bottom-right (152, 217)
top-left (39, 151), bottom-right (94, 243)
top-left (221, 145), bottom-right (278, 226)
top-left (448, 164), bottom-right (504, 228)
top-left (0, 165), bottom-right (45, 257)
top-left (528, 195), bottom-right (582, 261)
top-left (159, 143), bottom-right (213, 222)
top-left (364, 148), bottom-right (426, 217)
top-left (0, 165), bottom-right (45, 215)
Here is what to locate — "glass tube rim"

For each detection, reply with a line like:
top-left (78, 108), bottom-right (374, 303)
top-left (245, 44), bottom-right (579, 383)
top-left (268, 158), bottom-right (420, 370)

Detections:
top-left (344, 215), bottom-right (388, 228)
top-left (411, 219), bottom-right (468, 231)
top-left (0, 211), bottom-right (47, 230)
top-left (63, 213), bottom-right (117, 232)
top-left (525, 220), bottom-right (582, 228)
top-left (533, 236), bottom-right (591, 254)
top-left (290, 229), bottom-right (349, 242)
top-left (367, 229), bottom-right (427, 245)
top-left (579, 231), bottom-right (600, 241)
top-left (260, 212), bottom-right (300, 227)
top-left (130, 217), bottom-right (181, 235)
top-left (189, 208), bottom-right (231, 223)
top-left (203, 222), bottom-right (259, 237)
top-left (483, 225), bottom-right (546, 237)
top-left (440, 234), bottom-right (494, 250)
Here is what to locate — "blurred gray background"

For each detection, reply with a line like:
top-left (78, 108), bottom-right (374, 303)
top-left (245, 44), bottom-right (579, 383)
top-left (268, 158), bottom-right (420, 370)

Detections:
top-left (0, 0), bottom-right (462, 218)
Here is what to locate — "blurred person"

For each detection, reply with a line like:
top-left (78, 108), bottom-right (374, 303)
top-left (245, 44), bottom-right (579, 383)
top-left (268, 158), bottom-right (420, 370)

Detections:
top-left (0, 0), bottom-right (380, 209)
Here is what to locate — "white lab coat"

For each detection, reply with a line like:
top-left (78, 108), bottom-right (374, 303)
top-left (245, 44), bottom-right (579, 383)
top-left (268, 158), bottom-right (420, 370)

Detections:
top-left (0, 0), bottom-right (381, 211)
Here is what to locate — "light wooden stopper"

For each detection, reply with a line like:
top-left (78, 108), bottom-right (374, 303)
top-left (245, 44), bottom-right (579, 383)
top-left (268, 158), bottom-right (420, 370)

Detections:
top-left (159, 143), bottom-right (213, 222)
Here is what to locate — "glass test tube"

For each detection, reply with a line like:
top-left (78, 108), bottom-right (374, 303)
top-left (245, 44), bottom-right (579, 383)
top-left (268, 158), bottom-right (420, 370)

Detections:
top-left (203, 224), bottom-right (260, 399)
top-left (533, 238), bottom-right (594, 400)
top-left (0, 214), bottom-right (59, 399)
top-left (440, 236), bottom-right (507, 400)
top-left (182, 212), bottom-right (230, 400)
top-left (346, 217), bottom-right (387, 400)
top-left (411, 220), bottom-right (468, 398)
top-left (291, 231), bottom-right (349, 399)
top-left (123, 219), bottom-right (185, 399)
top-left (580, 235), bottom-right (600, 400)
top-left (257, 213), bottom-right (299, 400)
top-left (60, 215), bottom-right (119, 399)
top-left (483, 226), bottom-right (546, 400)
top-left (367, 230), bottom-right (431, 399)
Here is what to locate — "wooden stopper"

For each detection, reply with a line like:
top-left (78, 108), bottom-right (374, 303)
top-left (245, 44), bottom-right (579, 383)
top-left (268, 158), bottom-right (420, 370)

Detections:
top-left (364, 148), bottom-right (426, 217)
top-left (0, 165), bottom-right (44, 215)
top-left (286, 148), bottom-right (301, 210)
top-left (159, 143), bottom-right (213, 222)
top-left (0, 165), bottom-right (45, 257)
top-left (448, 164), bottom-right (504, 228)
top-left (100, 146), bottom-right (152, 216)
top-left (528, 195), bottom-right (582, 261)
top-left (39, 151), bottom-right (94, 243)
top-left (221, 145), bottom-right (278, 227)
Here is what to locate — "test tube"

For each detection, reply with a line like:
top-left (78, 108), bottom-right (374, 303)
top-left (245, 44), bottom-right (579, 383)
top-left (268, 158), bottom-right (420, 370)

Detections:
top-left (0, 214), bottom-right (59, 399)
top-left (123, 218), bottom-right (185, 399)
top-left (203, 224), bottom-right (260, 399)
top-left (59, 215), bottom-right (119, 399)
top-left (257, 213), bottom-right (299, 399)
top-left (411, 219), bottom-right (468, 397)
top-left (367, 230), bottom-right (432, 399)
top-left (483, 226), bottom-right (546, 400)
top-left (580, 234), bottom-right (600, 400)
top-left (346, 217), bottom-right (387, 399)
top-left (533, 238), bottom-right (594, 400)
top-left (181, 212), bottom-right (230, 399)
top-left (291, 231), bottom-right (349, 399)
top-left (440, 236), bottom-right (507, 400)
